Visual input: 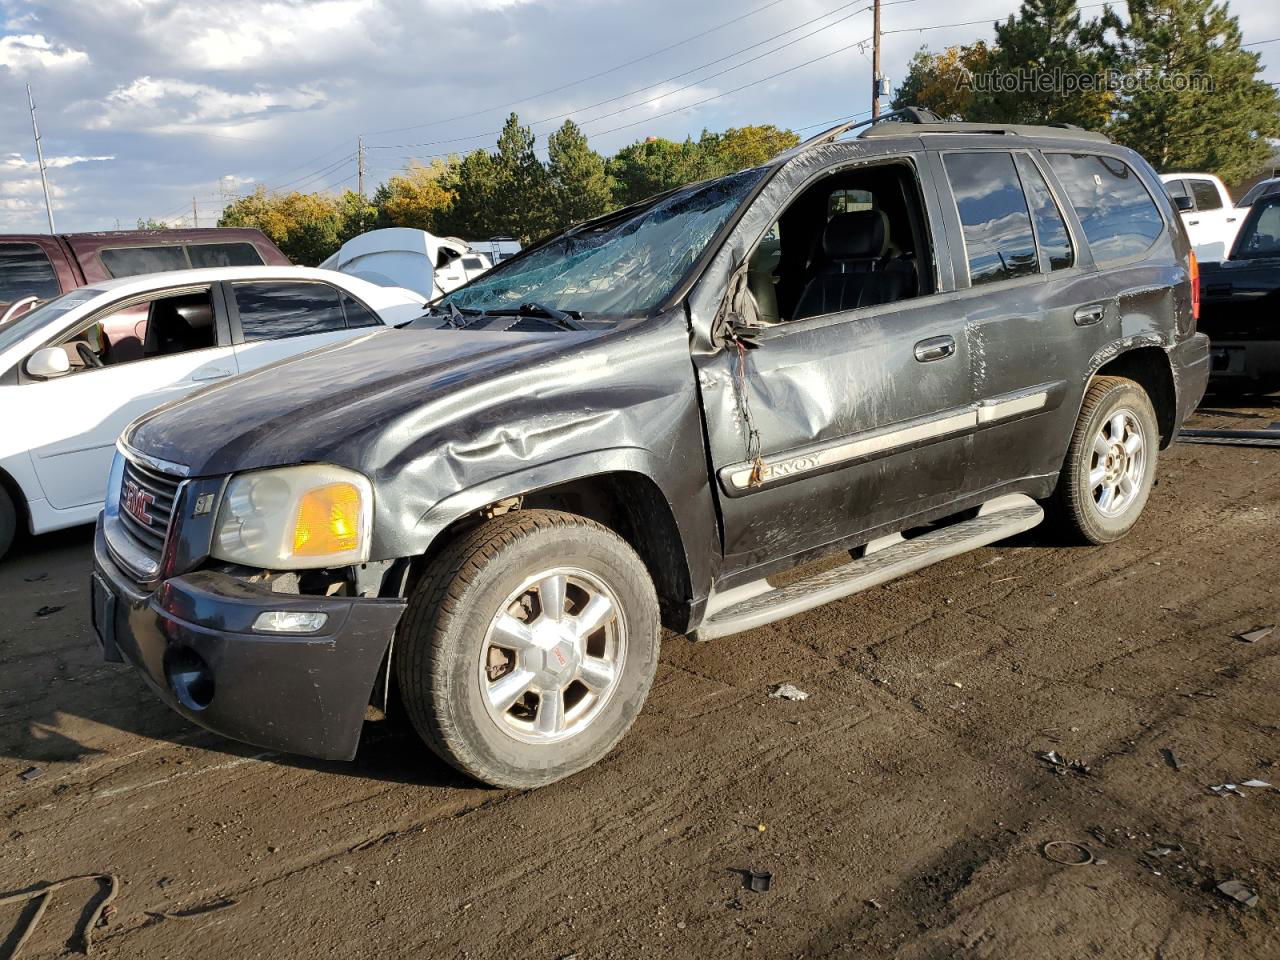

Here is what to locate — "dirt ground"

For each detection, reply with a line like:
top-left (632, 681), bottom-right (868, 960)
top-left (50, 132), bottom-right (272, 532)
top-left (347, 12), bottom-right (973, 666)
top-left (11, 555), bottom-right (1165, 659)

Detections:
top-left (2, 396), bottom-right (1278, 960)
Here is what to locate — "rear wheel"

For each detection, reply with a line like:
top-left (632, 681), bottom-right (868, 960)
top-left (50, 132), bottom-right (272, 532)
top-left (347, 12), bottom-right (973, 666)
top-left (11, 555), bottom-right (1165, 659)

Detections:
top-left (1052, 376), bottom-right (1159, 544)
top-left (395, 510), bottom-right (660, 788)
top-left (0, 486), bottom-right (16, 562)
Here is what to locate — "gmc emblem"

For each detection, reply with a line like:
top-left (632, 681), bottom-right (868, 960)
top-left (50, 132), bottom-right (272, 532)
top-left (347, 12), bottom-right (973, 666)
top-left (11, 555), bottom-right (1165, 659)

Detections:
top-left (121, 479), bottom-right (155, 526)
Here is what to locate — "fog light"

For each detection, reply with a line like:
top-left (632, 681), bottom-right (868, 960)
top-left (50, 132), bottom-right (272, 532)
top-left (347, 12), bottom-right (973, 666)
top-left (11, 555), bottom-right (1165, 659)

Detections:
top-left (163, 646), bottom-right (214, 711)
top-left (253, 610), bottom-right (329, 634)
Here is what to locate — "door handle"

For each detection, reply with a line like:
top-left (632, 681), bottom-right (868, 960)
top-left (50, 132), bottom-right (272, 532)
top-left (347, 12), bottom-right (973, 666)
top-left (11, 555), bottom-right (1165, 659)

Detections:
top-left (1074, 304), bottom-right (1105, 326)
top-left (914, 335), bottom-right (955, 362)
top-left (191, 367), bottom-right (233, 382)
top-left (1187, 219), bottom-right (1200, 225)
top-left (1226, 216), bottom-right (1237, 223)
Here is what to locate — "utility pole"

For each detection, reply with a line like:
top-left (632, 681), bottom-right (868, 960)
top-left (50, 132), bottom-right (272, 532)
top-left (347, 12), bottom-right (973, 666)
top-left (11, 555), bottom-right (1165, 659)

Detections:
top-left (871, 0), bottom-right (882, 119)
top-left (355, 135), bottom-right (366, 197)
top-left (26, 84), bottom-right (56, 234)
top-left (192, 196), bottom-right (199, 228)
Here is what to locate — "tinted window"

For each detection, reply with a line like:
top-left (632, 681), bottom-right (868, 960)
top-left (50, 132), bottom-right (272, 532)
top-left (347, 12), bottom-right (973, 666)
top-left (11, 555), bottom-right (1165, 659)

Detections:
top-left (1046, 154), bottom-right (1165, 265)
top-left (0, 243), bottom-right (61, 302)
top-left (188, 242), bottom-right (263, 268)
top-left (1164, 179), bottom-right (1188, 200)
top-left (945, 152), bottom-right (1039, 286)
top-left (340, 292), bottom-right (382, 329)
top-left (233, 281), bottom-right (346, 341)
top-left (100, 245), bottom-right (189, 278)
top-left (1237, 199), bottom-right (1280, 259)
top-left (1016, 155), bottom-right (1074, 271)
top-left (1189, 180), bottom-right (1222, 211)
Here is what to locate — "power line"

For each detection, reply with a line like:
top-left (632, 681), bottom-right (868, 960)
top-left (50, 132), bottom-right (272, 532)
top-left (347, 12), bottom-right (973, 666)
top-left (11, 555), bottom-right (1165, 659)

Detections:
top-left (363, 0), bottom-right (794, 137)
top-left (370, 0), bottom-right (889, 151)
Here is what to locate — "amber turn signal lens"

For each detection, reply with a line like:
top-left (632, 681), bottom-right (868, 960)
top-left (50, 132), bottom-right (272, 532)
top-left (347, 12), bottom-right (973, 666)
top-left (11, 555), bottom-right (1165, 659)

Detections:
top-left (292, 482), bottom-right (363, 557)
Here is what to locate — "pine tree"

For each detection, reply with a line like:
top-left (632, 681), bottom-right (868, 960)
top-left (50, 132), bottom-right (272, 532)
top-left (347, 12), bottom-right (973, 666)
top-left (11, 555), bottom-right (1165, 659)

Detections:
top-left (1111, 0), bottom-right (1280, 184)
top-left (978, 0), bottom-right (1120, 128)
top-left (891, 43), bottom-right (993, 119)
top-left (546, 121), bottom-right (613, 230)
top-left (492, 113), bottom-right (553, 242)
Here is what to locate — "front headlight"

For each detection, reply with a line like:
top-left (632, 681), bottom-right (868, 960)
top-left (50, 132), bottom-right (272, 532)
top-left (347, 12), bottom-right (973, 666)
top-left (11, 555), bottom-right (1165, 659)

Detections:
top-left (210, 464), bottom-right (373, 569)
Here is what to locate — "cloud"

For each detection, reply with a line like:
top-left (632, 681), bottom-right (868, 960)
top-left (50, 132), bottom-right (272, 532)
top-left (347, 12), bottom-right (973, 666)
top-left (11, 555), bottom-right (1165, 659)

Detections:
top-left (0, 176), bottom-right (68, 199)
top-left (3, 152), bottom-right (115, 171)
top-left (87, 75), bottom-right (326, 132)
top-left (0, 33), bottom-right (88, 69)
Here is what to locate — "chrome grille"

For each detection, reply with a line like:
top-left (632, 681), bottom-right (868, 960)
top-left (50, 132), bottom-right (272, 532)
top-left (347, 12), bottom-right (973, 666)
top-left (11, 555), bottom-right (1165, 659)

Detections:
top-left (117, 457), bottom-right (181, 568)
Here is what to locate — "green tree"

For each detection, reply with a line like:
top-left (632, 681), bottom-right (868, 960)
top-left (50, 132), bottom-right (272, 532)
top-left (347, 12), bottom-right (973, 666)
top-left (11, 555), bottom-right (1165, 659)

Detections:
top-left (1110, 0), bottom-right (1280, 183)
top-left (698, 124), bottom-right (800, 175)
top-left (492, 113), bottom-right (553, 241)
top-left (439, 148), bottom-right (502, 239)
top-left (606, 136), bottom-right (709, 206)
top-left (337, 190), bottom-right (377, 245)
top-left (136, 217), bottom-right (170, 230)
top-left (978, 0), bottom-right (1120, 128)
top-left (217, 186), bottom-right (344, 265)
top-left (546, 120), bottom-right (613, 230)
top-left (892, 43), bottom-right (993, 119)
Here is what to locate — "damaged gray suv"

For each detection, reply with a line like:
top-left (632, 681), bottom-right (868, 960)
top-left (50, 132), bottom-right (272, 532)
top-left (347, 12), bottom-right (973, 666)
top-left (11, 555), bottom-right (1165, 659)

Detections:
top-left (93, 110), bottom-right (1210, 787)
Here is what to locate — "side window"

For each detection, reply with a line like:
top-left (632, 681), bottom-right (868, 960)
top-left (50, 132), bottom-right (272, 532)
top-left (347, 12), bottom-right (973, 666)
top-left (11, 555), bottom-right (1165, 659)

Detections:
top-left (187, 242), bottom-right (264, 268)
top-left (1164, 179), bottom-right (1189, 202)
top-left (99, 245), bottom-right (189, 278)
top-left (1046, 154), bottom-right (1165, 265)
top-left (436, 247), bottom-right (462, 270)
top-left (944, 152), bottom-right (1039, 286)
top-left (0, 243), bottom-right (62, 302)
top-left (1189, 180), bottom-right (1222, 211)
top-left (340, 292), bottom-right (382, 329)
top-left (1238, 200), bottom-right (1280, 259)
top-left (52, 289), bottom-right (216, 372)
top-left (1015, 155), bottom-right (1074, 271)
top-left (232, 281), bottom-right (346, 341)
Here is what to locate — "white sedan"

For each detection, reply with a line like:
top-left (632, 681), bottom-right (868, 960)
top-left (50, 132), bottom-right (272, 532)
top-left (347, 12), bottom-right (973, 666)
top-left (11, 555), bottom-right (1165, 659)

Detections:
top-left (0, 265), bottom-right (425, 558)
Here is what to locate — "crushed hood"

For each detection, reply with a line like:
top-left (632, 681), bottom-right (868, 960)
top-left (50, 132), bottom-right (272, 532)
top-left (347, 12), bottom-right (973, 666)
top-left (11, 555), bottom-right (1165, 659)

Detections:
top-left (125, 327), bottom-right (584, 477)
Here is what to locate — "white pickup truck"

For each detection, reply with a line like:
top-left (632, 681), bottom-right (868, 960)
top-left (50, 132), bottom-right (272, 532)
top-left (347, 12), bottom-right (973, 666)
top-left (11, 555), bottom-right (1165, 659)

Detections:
top-left (1160, 172), bottom-right (1242, 263)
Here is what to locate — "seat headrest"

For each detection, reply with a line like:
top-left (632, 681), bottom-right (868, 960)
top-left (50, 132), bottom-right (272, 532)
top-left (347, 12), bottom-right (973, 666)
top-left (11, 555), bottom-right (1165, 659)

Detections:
top-left (175, 302), bottom-right (213, 330)
top-left (824, 210), bottom-right (889, 260)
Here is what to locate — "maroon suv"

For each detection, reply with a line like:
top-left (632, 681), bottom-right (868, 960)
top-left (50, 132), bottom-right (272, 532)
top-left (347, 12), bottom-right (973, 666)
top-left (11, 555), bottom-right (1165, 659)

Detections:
top-left (0, 228), bottom-right (290, 320)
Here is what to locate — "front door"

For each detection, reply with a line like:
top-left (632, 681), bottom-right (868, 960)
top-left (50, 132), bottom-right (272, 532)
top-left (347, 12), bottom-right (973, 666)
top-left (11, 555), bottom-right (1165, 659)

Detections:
top-left (225, 278), bottom-right (381, 374)
top-left (25, 286), bottom-right (234, 509)
top-left (694, 156), bottom-right (975, 574)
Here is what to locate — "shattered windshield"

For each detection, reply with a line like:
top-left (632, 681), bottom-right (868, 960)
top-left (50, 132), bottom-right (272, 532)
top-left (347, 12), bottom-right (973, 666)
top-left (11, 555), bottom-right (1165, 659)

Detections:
top-left (441, 168), bottom-right (764, 317)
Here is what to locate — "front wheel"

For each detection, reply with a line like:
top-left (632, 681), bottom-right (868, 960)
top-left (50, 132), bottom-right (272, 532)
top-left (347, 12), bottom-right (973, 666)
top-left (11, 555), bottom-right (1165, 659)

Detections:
top-left (395, 510), bottom-right (660, 788)
top-left (1051, 375), bottom-right (1159, 544)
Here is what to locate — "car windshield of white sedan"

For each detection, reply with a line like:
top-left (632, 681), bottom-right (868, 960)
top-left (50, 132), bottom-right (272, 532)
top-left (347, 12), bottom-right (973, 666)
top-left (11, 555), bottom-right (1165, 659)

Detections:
top-left (0, 287), bottom-right (104, 354)
top-left (439, 168), bottom-right (764, 317)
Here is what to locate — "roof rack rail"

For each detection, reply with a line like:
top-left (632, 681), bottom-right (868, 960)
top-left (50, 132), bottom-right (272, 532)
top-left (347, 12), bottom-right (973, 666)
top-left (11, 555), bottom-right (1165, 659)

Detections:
top-left (859, 117), bottom-right (1111, 143)
top-left (797, 107), bottom-right (942, 149)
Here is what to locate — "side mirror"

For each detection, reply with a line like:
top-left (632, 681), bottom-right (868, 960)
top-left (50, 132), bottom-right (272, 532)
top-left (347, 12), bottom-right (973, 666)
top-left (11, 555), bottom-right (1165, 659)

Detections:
top-left (26, 346), bottom-right (71, 379)
top-left (1173, 195), bottom-right (1194, 212)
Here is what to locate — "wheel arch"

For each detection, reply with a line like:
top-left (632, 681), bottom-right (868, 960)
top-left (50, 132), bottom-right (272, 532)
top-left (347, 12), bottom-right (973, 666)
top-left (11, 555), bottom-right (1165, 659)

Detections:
top-left (399, 457), bottom-right (698, 632)
top-left (0, 462), bottom-right (29, 534)
top-left (1089, 342), bottom-right (1178, 447)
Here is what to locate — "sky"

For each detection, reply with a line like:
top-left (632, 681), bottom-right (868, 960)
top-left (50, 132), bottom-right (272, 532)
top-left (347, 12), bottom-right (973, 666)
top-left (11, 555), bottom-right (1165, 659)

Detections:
top-left (1, 0), bottom-right (1278, 233)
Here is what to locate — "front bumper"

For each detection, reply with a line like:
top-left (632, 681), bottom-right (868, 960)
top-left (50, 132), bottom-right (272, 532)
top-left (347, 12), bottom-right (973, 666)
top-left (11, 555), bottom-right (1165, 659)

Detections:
top-left (1171, 333), bottom-right (1211, 430)
top-left (93, 518), bottom-right (406, 761)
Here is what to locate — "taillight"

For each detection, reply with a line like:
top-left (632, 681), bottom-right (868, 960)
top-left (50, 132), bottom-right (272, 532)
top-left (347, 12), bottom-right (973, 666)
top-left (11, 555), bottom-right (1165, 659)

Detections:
top-left (1189, 250), bottom-right (1200, 324)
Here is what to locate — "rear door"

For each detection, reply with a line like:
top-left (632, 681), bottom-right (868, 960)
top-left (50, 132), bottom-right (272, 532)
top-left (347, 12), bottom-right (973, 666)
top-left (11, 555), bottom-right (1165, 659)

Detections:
top-left (933, 148), bottom-right (1096, 491)
top-left (0, 240), bottom-right (70, 319)
top-left (226, 279), bottom-right (383, 373)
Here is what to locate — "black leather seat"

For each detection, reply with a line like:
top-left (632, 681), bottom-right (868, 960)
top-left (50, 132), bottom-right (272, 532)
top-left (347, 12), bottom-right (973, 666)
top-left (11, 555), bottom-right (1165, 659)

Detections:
top-left (794, 210), bottom-right (915, 319)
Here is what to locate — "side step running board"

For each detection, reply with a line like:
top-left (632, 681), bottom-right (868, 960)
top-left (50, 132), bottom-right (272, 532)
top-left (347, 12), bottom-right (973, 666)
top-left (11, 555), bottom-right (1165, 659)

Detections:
top-left (693, 495), bottom-right (1044, 641)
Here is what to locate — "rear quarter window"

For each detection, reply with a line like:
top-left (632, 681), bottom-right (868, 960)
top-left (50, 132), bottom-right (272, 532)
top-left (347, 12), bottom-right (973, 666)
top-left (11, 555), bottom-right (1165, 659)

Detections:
top-left (0, 243), bottom-right (62, 302)
top-left (944, 151), bottom-right (1039, 286)
top-left (188, 242), bottom-right (264, 268)
top-left (99, 245), bottom-right (189, 278)
top-left (1046, 154), bottom-right (1165, 266)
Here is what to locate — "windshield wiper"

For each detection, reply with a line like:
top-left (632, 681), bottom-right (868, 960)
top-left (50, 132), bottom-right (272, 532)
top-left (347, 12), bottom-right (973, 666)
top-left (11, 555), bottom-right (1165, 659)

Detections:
top-left (486, 302), bottom-right (586, 331)
top-left (395, 302), bottom-right (483, 329)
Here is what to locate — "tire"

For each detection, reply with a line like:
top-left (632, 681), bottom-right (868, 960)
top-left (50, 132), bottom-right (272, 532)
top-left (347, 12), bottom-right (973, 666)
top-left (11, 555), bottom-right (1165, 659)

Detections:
top-left (1052, 375), bottom-right (1159, 544)
top-left (395, 509), bottom-right (660, 789)
top-left (0, 486), bottom-right (16, 562)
